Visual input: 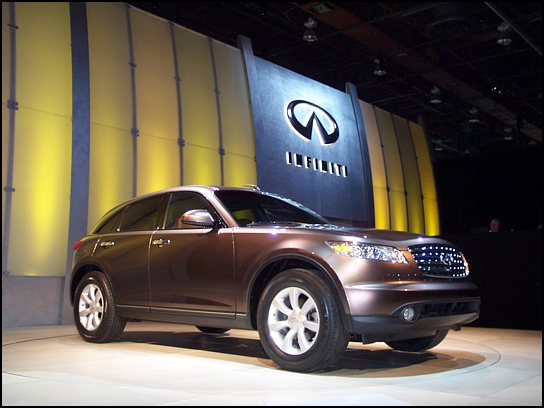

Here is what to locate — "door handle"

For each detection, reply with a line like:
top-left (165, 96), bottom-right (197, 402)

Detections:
top-left (152, 239), bottom-right (170, 247)
top-left (100, 241), bottom-right (115, 248)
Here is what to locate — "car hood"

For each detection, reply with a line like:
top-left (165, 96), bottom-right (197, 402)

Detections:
top-left (248, 222), bottom-right (442, 243)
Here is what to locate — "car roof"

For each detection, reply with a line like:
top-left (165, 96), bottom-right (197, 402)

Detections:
top-left (114, 185), bottom-right (264, 207)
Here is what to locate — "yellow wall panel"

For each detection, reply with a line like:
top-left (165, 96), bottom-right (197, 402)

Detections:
top-left (223, 153), bottom-right (257, 187)
top-left (213, 41), bottom-right (255, 159)
top-left (388, 190), bottom-right (408, 231)
top-left (394, 115), bottom-right (424, 233)
top-left (183, 145), bottom-right (222, 186)
top-left (375, 107), bottom-right (407, 231)
top-left (410, 122), bottom-right (440, 235)
top-left (406, 194), bottom-right (425, 234)
top-left (15, 2), bottom-right (71, 117)
top-left (8, 109), bottom-right (71, 276)
top-left (393, 116), bottom-right (421, 198)
top-left (373, 186), bottom-right (390, 230)
top-left (4, 3), bottom-right (72, 277)
top-left (410, 122), bottom-right (437, 200)
top-left (375, 108), bottom-right (404, 192)
top-left (137, 135), bottom-right (181, 195)
top-left (88, 124), bottom-right (133, 228)
top-left (131, 9), bottom-right (178, 143)
top-left (87, 2), bottom-right (134, 229)
top-left (423, 197), bottom-right (440, 236)
top-left (360, 101), bottom-right (389, 229)
top-left (87, 2), bottom-right (132, 129)
top-left (174, 26), bottom-right (219, 151)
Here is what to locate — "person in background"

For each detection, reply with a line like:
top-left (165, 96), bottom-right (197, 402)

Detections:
top-left (489, 218), bottom-right (501, 233)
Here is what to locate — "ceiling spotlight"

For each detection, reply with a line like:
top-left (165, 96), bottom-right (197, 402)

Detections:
top-left (303, 18), bottom-right (318, 42)
top-left (503, 126), bottom-right (513, 140)
top-left (430, 86), bottom-right (442, 104)
top-left (468, 107), bottom-right (480, 123)
top-left (373, 58), bottom-right (386, 76)
top-left (497, 21), bottom-right (512, 46)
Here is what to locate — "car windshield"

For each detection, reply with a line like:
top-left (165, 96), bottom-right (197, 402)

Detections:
top-left (215, 190), bottom-right (331, 225)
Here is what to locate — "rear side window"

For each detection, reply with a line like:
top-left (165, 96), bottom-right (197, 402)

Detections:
top-left (93, 209), bottom-right (124, 234)
top-left (119, 195), bottom-right (164, 232)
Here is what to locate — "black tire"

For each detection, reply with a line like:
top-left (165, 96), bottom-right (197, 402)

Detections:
top-left (385, 330), bottom-right (449, 352)
top-left (73, 271), bottom-right (126, 343)
top-left (196, 326), bottom-right (230, 334)
top-left (257, 269), bottom-right (350, 373)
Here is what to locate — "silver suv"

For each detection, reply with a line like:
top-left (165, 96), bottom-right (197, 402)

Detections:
top-left (70, 185), bottom-right (480, 373)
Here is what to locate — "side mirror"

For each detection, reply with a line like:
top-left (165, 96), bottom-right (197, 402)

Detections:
top-left (181, 209), bottom-right (215, 228)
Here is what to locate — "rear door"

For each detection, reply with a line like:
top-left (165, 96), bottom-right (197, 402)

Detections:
top-left (92, 194), bottom-right (165, 308)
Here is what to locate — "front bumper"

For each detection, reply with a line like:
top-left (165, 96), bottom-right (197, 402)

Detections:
top-left (344, 281), bottom-right (480, 342)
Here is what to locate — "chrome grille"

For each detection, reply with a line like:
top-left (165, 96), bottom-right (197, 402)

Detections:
top-left (408, 244), bottom-right (468, 278)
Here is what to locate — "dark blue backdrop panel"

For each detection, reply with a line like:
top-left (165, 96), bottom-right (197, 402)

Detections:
top-left (250, 58), bottom-right (370, 222)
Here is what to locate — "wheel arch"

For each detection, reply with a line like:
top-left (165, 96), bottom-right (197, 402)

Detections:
top-left (70, 263), bottom-right (109, 306)
top-left (247, 253), bottom-right (353, 332)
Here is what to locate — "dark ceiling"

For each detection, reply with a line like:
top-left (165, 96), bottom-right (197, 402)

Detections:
top-left (125, 2), bottom-right (542, 161)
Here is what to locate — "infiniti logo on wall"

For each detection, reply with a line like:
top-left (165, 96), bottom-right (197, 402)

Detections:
top-left (286, 100), bottom-right (339, 145)
top-left (285, 100), bottom-right (347, 177)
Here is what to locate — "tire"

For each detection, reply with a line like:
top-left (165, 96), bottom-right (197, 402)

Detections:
top-left (385, 330), bottom-right (449, 352)
top-left (196, 326), bottom-right (230, 334)
top-left (257, 269), bottom-right (350, 373)
top-left (73, 271), bottom-right (126, 343)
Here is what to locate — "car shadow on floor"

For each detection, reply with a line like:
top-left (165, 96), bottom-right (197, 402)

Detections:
top-left (116, 329), bottom-right (478, 375)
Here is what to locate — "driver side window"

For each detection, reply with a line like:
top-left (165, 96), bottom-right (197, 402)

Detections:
top-left (164, 192), bottom-right (214, 229)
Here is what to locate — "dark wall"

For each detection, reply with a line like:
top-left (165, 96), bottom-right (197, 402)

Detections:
top-left (436, 148), bottom-right (542, 330)
top-left (441, 229), bottom-right (542, 331)
top-left (435, 147), bottom-right (542, 234)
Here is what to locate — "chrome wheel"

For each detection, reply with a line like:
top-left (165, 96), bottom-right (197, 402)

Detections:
top-left (257, 269), bottom-right (350, 372)
top-left (267, 287), bottom-right (320, 355)
top-left (78, 283), bottom-right (104, 331)
top-left (73, 271), bottom-right (126, 343)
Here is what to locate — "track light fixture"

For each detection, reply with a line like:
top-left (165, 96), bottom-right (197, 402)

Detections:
top-left (468, 107), bottom-right (480, 123)
top-left (303, 18), bottom-right (317, 42)
top-left (430, 86), bottom-right (442, 104)
top-left (497, 21), bottom-right (512, 46)
top-left (373, 58), bottom-right (386, 76)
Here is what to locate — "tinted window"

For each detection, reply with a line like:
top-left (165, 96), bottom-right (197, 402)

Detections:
top-left (215, 190), bottom-right (328, 225)
top-left (119, 195), bottom-right (164, 232)
top-left (164, 192), bottom-right (215, 229)
top-left (94, 209), bottom-right (124, 234)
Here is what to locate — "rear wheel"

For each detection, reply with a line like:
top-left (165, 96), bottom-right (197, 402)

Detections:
top-left (385, 330), bottom-right (449, 352)
top-left (257, 269), bottom-right (350, 373)
top-left (73, 271), bottom-right (126, 343)
top-left (196, 326), bottom-right (230, 334)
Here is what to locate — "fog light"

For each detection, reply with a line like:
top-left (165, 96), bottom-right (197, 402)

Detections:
top-left (401, 306), bottom-right (417, 322)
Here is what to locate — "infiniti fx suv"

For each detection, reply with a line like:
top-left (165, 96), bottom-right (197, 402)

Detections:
top-left (70, 185), bottom-right (480, 373)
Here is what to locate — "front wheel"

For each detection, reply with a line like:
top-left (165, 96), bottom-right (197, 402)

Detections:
top-left (385, 330), bottom-right (449, 352)
top-left (257, 269), bottom-right (350, 373)
top-left (73, 271), bottom-right (126, 343)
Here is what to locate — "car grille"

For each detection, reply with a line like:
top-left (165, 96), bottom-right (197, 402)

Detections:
top-left (408, 244), bottom-right (469, 278)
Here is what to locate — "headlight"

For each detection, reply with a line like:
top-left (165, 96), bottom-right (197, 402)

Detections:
top-left (326, 241), bottom-right (408, 264)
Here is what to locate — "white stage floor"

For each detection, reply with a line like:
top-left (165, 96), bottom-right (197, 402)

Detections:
top-left (2, 322), bottom-right (542, 406)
